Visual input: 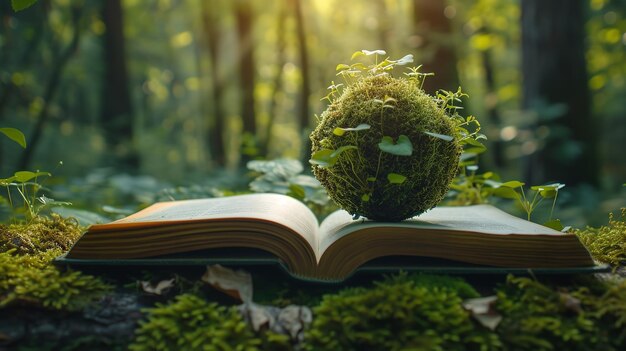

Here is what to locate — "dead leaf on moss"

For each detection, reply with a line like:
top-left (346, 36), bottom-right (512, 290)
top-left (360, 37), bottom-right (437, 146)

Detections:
top-left (238, 303), bottom-right (312, 342)
top-left (239, 303), bottom-right (277, 332)
top-left (139, 278), bottom-right (175, 296)
top-left (279, 304), bottom-right (313, 340)
top-left (202, 264), bottom-right (253, 303)
top-left (462, 295), bottom-right (502, 331)
top-left (559, 292), bottom-right (582, 314)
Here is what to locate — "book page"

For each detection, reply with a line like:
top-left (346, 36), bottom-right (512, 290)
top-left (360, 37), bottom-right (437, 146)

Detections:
top-left (317, 204), bottom-right (562, 255)
top-left (415, 205), bottom-right (562, 234)
top-left (93, 194), bottom-right (320, 248)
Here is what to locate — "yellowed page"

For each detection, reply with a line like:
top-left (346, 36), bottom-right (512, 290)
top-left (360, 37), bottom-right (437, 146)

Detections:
top-left (317, 204), bottom-right (562, 256)
top-left (92, 193), bottom-right (319, 250)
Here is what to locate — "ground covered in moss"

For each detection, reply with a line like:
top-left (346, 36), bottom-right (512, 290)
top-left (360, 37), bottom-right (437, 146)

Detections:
top-left (0, 214), bottom-right (625, 351)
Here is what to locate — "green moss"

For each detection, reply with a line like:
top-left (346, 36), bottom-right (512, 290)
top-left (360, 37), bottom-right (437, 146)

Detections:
top-left (306, 274), bottom-right (499, 351)
top-left (573, 209), bottom-right (626, 266)
top-left (495, 276), bottom-right (625, 351)
top-left (310, 74), bottom-right (462, 221)
top-left (0, 249), bottom-right (111, 311)
top-left (589, 278), bottom-right (626, 341)
top-left (130, 294), bottom-right (265, 351)
top-left (381, 272), bottom-right (481, 299)
top-left (0, 214), bottom-right (83, 255)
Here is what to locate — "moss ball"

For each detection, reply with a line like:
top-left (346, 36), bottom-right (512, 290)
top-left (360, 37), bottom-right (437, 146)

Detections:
top-left (310, 74), bottom-right (461, 221)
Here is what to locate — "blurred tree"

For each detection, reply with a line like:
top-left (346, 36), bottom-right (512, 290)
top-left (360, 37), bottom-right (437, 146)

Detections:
top-left (19, 4), bottom-right (81, 169)
top-left (522, 0), bottom-right (598, 186)
top-left (0, 2), bottom-right (44, 122)
top-left (100, 0), bottom-right (137, 169)
top-left (412, 0), bottom-right (459, 93)
top-left (200, 0), bottom-right (226, 167)
top-left (289, 0), bottom-right (311, 162)
top-left (261, 1), bottom-right (287, 158)
top-left (235, 0), bottom-right (257, 166)
top-left (479, 26), bottom-right (505, 168)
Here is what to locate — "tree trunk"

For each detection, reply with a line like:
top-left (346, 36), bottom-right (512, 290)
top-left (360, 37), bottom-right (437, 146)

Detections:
top-left (235, 0), bottom-right (257, 166)
top-left (412, 0), bottom-right (459, 94)
top-left (200, 1), bottom-right (226, 167)
top-left (100, 0), bottom-right (137, 169)
top-left (19, 6), bottom-right (81, 170)
top-left (289, 0), bottom-right (311, 163)
top-left (521, 0), bottom-right (597, 185)
top-left (260, 2), bottom-right (287, 158)
top-left (479, 27), bottom-right (505, 169)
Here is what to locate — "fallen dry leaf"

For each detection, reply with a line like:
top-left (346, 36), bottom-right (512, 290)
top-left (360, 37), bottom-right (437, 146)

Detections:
top-left (139, 278), bottom-right (175, 296)
top-left (559, 292), bottom-right (582, 314)
top-left (462, 295), bottom-right (502, 331)
top-left (238, 303), bottom-right (312, 342)
top-left (239, 303), bottom-right (278, 332)
top-left (202, 264), bottom-right (253, 303)
top-left (278, 304), bottom-right (313, 340)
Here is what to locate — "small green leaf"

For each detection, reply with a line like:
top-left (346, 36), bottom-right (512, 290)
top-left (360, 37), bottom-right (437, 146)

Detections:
top-left (366, 177), bottom-right (376, 182)
top-left (383, 95), bottom-right (396, 104)
top-left (333, 124), bottom-right (371, 136)
top-left (378, 135), bottom-right (413, 156)
top-left (0, 128), bottom-right (26, 148)
top-left (500, 180), bottom-right (525, 188)
top-left (493, 186), bottom-right (519, 200)
top-left (332, 128), bottom-right (345, 136)
top-left (543, 219), bottom-right (564, 231)
top-left (37, 195), bottom-right (71, 207)
top-left (351, 51), bottom-right (365, 60)
top-left (0, 176), bottom-right (17, 186)
top-left (463, 146), bottom-right (487, 155)
top-left (362, 49), bottom-right (386, 56)
top-left (336, 63), bottom-right (350, 71)
top-left (11, 0), bottom-right (37, 11)
top-left (395, 54), bottom-right (414, 66)
top-left (13, 171), bottom-right (50, 183)
top-left (423, 131), bottom-right (453, 142)
top-left (531, 183), bottom-right (564, 198)
top-left (309, 146), bottom-right (357, 168)
top-left (387, 173), bottom-right (407, 184)
top-left (463, 138), bottom-right (487, 154)
top-left (288, 184), bottom-right (306, 200)
top-left (361, 193), bottom-right (370, 202)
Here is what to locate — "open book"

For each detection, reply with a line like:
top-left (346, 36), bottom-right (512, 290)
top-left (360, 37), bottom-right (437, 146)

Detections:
top-left (59, 193), bottom-right (595, 281)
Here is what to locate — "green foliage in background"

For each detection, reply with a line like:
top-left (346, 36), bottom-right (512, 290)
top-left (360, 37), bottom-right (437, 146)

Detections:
top-left (247, 158), bottom-right (335, 219)
top-left (306, 273), bottom-right (500, 351)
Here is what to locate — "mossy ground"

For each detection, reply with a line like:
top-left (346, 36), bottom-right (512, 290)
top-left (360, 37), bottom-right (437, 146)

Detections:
top-left (574, 209), bottom-right (626, 267)
top-left (311, 74), bottom-right (461, 221)
top-left (0, 214), bottom-right (625, 350)
top-left (0, 214), bottom-right (83, 255)
top-left (0, 217), bottom-right (111, 312)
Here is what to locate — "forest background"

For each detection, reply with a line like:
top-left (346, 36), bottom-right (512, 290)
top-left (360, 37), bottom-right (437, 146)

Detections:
top-left (0, 0), bottom-right (625, 227)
